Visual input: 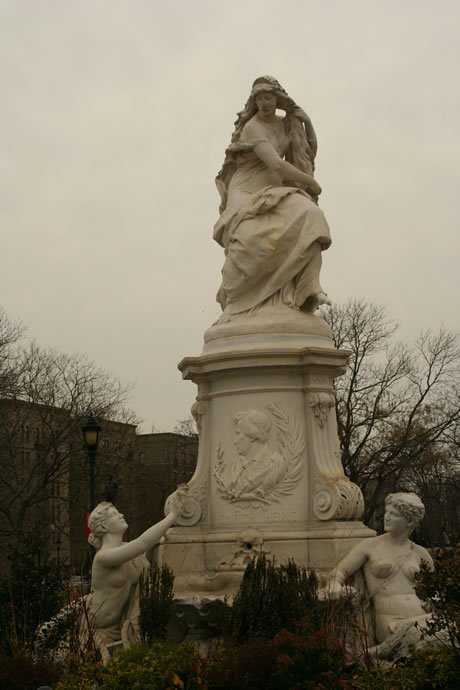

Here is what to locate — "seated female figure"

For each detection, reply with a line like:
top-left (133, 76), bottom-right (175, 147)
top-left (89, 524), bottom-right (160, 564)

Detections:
top-left (214, 76), bottom-right (331, 320)
top-left (326, 492), bottom-right (433, 658)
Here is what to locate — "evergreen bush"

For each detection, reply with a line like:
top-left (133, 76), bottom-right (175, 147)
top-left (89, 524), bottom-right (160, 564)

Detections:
top-left (229, 553), bottom-right (318, 640)
top-left (416, 548), bottom-right (460, 655)
top-left (0, 533), bottom-right (66, 653)
top-left (139, 562), bottom-right (175, 641)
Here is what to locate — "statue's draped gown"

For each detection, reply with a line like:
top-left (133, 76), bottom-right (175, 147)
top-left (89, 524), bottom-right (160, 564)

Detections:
top-left (214, 116), bottom-right (331, 315)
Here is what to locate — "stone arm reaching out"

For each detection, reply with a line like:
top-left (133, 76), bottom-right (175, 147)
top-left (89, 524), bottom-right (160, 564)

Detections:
top-left (91, 492), bottom-right (184, 568)
top-left (96, 511), bottom-right (178, 568)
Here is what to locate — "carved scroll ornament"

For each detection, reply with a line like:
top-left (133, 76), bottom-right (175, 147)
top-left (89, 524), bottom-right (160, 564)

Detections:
top-left (313, 475), bottom-right (364, 521)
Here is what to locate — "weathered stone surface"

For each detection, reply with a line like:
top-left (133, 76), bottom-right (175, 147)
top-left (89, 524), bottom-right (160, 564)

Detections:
top-left (324, 492), bottom-right (438, 663)
top-left (161, 76), bottom-right (373, 602)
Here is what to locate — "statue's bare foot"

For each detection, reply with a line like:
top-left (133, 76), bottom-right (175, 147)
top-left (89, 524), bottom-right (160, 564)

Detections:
top-left (316, 291), bottom-right (332, 307)
top-left (301, 292), bottom-right (332, 313)
top-left (213, 312), bottom-right (232, 326)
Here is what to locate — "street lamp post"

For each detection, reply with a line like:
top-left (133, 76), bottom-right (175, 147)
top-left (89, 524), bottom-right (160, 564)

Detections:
top-left (81, 414), bottom-right (102, 513)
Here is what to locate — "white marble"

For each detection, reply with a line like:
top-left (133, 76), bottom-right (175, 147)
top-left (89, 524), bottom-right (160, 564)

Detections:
top-left (214, 75), bottom-right (331, 320)
top-left (161, 345), bottom-right (372, 600)
top-left (325, 492), bottom-right (436, 661)
top-left (37, 498), bottom-right (186, 661)
top-left (216, 409), bottom-right (297, 503)
top-left (86, 499), bottom-right (182, 661)
top-left (160, 76), bottom-right (373, 603)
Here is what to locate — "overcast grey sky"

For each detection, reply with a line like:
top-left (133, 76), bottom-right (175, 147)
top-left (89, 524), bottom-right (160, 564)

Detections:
top-left (1, 0), bottom-right (459, 432)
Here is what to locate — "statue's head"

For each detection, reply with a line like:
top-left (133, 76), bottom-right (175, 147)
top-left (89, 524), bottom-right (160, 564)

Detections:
top-left (234, 410), bottom-right (271, 444)
top-left (88, 501), bottom-right (127, 549)
top-left (251, 75), bottom-right (281, 95)
top-left (249, 76), bottom-right (293, 112)
top-left (384, 492), bottom-right (425, 533)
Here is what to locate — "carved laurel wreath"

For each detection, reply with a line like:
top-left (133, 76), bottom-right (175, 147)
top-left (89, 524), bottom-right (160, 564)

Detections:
top-left (214, 403), bottom-right (304, 504)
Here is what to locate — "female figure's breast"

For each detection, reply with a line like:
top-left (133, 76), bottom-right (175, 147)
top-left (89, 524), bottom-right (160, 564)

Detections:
top-left (91, 562), bottom-right (139, 628)
top-left (369, 559), bottom-right (394, 579)
top-left (400, 560), bottom-right (420, 581)
top-left (364, 554), bottom-right (425, 620)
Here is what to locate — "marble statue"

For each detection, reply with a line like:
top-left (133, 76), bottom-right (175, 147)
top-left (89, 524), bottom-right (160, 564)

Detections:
top-left (161, 75), bottom-right (371, 610)
top-left (326, 492), bottom-right (435, 661)
top-left (86, 498), bottom-right (182, 661)
top-left (214, 75), bottom-right (331, 321)
top-left (220, 410), bottom-right (288, 502)
top-left (37, 498), bottom-right (184, 661)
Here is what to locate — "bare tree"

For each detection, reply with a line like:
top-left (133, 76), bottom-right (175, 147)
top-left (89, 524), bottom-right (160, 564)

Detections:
top-left (322, 299), bottom-right (460, 528)
top-left (0, 312), bottom-right (137, 545)
top-left (0, 308), bottom-right (25, 398)
top-left (173, 416), bottom-right (198, 438)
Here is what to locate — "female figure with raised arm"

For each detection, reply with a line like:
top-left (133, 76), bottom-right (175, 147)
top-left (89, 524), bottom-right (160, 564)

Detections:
top-left (327, 493), bottom-right (433, 656)
top-left (214, 76), bottom-right (331, 320)
top-left (87, 499), bottom-right (180, 661)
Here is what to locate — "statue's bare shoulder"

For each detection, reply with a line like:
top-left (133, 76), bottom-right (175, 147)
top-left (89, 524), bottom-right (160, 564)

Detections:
top-left (241, 117), bottom-right (269, 143)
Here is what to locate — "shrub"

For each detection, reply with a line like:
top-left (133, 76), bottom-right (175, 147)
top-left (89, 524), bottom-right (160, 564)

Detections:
top-left (211, 557), bottom-right (352, 689)
top-left (352, 645), bottom-right (460, 689)
top-left (229, 554), bottom-right (318, 640)
top-left (416, 548), bottom-right (460, 654)
top-left (0, 533), bottom-right (66, 652)
top-left (207, 623), bottom-right (350, 690)
top-left (0, 650), bottom-right (61, 690)
top-left (55, 641), bottom-right (206, 690)
top-left (270, 626), bottom-right (352, 690)
top-left (35, 591), bottom-right (98, 663)
top-left (139, 563), bottom-right (175, 641)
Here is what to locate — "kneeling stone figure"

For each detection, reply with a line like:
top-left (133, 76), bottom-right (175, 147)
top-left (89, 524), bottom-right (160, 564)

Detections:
top-left (38, 494), bottom-right (183, 663)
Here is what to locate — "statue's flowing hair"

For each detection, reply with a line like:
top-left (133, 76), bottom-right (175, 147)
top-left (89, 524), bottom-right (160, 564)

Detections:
top-left (87, 501), bottom-right (115, 550)
top-left (216, 76), bottom-right (316, 211)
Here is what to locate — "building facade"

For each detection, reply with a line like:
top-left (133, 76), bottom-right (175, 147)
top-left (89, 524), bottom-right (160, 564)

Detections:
top-left (0, 399), bottom-right (198, 574)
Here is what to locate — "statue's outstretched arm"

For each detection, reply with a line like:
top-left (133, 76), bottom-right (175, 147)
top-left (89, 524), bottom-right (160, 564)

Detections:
top-left (96, 511), bottom-right (178, 568)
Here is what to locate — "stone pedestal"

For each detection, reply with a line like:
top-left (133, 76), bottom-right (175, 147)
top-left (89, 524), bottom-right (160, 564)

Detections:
top-left (160, 311), bottom-right (374, 600)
